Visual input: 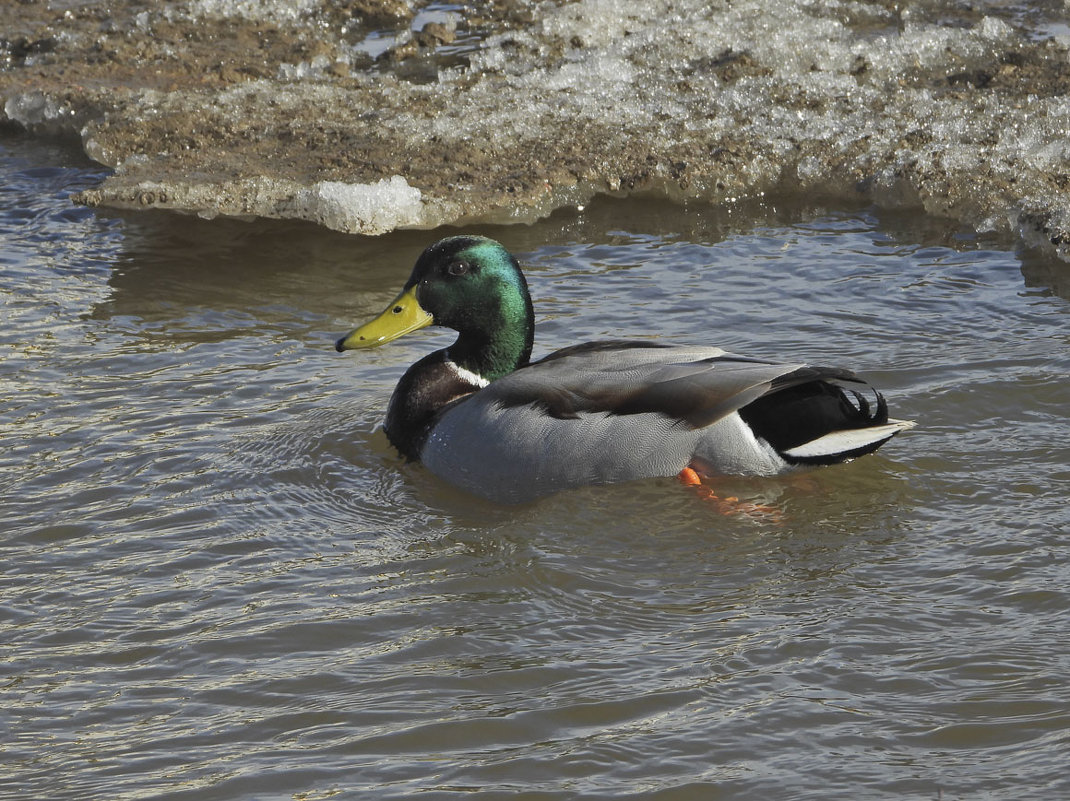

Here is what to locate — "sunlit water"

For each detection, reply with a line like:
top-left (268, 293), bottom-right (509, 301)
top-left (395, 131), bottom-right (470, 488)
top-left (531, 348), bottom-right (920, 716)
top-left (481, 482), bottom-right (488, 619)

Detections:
top-left (2, 134), bottom-right (1068, 800)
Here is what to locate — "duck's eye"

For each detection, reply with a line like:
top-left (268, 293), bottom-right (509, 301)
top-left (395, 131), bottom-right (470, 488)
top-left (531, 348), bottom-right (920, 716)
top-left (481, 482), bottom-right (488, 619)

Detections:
top-left (447, 260), bottom-right (470, 277)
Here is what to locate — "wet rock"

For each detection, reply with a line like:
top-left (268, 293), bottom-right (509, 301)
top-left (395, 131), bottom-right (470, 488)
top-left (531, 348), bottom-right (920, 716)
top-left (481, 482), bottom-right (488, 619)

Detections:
top-left (417, 22), bottom-right (455, 47)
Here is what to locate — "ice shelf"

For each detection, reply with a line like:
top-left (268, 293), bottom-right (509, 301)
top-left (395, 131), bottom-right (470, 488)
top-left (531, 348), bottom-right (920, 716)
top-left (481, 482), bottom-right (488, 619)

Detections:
top-left (2, 0), bottom-right (1070, 259)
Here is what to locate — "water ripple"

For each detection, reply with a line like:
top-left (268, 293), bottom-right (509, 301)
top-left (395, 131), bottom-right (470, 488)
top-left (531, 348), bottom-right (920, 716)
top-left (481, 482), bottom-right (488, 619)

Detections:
top-left (3, 137), bottom-right (1069, 800)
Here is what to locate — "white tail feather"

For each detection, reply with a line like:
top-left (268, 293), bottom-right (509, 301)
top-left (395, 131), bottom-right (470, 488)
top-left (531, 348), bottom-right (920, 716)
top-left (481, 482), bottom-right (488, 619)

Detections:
top-left (784, 419), bottom-right (916, 459)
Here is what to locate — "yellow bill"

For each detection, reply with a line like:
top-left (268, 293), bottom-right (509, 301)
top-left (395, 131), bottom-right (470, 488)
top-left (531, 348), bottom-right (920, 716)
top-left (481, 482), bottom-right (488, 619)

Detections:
top-left (335, 285), bottom-right (433, 351)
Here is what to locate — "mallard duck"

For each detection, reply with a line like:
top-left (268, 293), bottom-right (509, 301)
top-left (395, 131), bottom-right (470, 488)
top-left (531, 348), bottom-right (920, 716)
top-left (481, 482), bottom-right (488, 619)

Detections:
top-left (336, 235), bottom-right (914, 503)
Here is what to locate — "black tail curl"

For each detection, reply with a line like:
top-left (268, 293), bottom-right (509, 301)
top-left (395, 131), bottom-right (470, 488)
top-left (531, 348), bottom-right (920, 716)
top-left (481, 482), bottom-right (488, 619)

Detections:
top-left (738, 367), bottom-right (891, 465)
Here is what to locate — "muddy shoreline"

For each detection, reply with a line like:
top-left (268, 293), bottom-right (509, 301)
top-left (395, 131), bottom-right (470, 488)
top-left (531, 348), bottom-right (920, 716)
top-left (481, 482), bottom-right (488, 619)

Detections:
top-left (3, 0), bottom-right (1070, 258)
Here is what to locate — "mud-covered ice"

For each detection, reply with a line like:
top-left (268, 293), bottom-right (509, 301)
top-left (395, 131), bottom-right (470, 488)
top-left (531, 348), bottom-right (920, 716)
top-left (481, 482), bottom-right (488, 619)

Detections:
top-left (296, 177), bottom-right (424, 234)
top-left (3, 0), bottom-right (1070, 259)
top-left (184, 0), bottom-right (324, 23)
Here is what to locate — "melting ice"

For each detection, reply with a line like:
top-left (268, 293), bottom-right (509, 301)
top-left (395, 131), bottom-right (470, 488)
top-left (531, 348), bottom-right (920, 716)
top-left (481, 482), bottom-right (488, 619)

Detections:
top-left (3, 0), bottom-right (1070, 259)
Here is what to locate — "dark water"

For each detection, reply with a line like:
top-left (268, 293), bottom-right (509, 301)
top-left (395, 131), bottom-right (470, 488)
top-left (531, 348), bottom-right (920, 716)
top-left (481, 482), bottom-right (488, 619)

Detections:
top-left (2, 134), bottom-right (1069, 800)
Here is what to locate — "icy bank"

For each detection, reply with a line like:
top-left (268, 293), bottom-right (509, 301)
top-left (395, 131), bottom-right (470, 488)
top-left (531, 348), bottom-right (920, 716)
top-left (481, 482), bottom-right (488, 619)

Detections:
top-left (3, 0), bottom-right (1070, 258)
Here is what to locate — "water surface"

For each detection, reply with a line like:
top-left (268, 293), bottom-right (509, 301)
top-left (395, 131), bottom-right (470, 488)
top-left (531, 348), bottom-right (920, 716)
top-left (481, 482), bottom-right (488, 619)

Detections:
top-left (2, 135), bottom-right (1068, 800)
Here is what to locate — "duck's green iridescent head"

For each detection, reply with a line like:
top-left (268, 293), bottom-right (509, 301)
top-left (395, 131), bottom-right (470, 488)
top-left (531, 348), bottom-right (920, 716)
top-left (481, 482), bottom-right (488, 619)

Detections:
top-left (336, 236), bottom-right (535, 380)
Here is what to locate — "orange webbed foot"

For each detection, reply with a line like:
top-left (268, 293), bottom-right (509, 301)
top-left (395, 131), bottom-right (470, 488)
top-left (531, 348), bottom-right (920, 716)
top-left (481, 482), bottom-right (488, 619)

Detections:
top-left (677, 466), bottom-right (783, 523)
